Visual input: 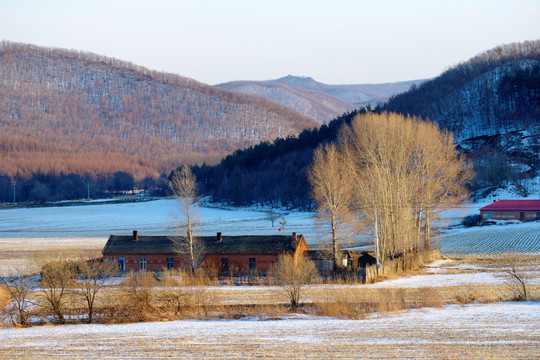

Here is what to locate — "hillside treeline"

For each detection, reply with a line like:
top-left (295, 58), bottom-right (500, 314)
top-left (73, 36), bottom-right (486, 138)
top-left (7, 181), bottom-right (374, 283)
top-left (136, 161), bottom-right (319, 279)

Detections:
top-left (192, 110), bottom-right (363, 208)
top-left (0, 172), bottom-right (168, 203)
top-left (0, 41), bottom-right (316, 179)
top-left (384, 40), bottom-right (540, 140)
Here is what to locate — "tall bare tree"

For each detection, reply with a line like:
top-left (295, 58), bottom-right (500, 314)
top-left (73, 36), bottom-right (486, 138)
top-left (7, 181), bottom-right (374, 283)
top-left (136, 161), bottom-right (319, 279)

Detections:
top-left (308, 143), bottom-right (355, 268)
top-left (169, 165), bottom-right (204, 272)
top-left (339, 112), bottom-right (472, 272)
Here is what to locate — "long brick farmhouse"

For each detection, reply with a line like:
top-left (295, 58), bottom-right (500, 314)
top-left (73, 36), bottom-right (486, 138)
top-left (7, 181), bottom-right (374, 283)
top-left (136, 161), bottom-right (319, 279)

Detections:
top-left (102, 231), bottom-right (308, 272)
top-left (480, 200), bottom-right (540, 222)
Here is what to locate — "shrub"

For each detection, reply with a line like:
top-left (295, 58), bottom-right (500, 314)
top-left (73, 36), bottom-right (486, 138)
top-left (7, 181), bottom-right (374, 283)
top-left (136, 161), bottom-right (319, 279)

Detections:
top-left (462, 214), bottom-right (480, 227)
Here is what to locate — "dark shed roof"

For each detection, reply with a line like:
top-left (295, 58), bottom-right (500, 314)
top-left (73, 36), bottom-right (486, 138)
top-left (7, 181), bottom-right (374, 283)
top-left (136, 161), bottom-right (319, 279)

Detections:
top-left (102, 234), bottom-right (304, 255)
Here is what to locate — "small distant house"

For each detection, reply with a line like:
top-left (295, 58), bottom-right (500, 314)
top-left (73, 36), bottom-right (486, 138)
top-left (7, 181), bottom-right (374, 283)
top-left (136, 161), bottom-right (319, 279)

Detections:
top-left (102, 231), bottom-right (308, 273)
top-left (480, 200), bottom-right (540, 222)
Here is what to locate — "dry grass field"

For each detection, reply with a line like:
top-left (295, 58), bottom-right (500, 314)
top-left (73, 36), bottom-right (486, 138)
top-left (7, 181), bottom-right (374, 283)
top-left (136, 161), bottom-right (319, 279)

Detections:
top-left (1, 302), bottom-right (539, 359)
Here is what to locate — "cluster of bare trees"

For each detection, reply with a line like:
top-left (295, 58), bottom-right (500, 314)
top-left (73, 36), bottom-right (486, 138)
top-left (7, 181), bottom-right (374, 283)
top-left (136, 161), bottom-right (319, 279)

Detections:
top-left (1, 254), bottom-right (116, 326)
top-left (309, 112), bottom-right (473, 273)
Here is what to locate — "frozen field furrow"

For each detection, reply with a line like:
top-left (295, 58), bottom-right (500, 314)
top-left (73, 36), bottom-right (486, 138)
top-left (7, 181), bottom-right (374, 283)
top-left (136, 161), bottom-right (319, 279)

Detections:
top-left (439, 221), bottom-right (540, 255)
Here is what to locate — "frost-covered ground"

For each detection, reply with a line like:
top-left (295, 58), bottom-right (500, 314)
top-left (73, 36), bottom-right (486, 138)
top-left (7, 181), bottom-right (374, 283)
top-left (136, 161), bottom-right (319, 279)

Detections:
top-left (1, 302), bottom-right (538, 359)
top-left (0, 198), bottom-right (326, 242)
top-left (438, 220), bottom-right (540, 255)
top-left (1, 198), bottom-right (540, 273)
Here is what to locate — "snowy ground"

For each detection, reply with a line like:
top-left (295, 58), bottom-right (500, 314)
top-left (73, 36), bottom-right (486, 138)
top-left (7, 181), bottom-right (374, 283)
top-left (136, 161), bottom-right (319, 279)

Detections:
top-left (0, 198), bottom-right (328, 242)
top-left (1, 302), bottom-right (538, 359)
top-left (1, 199), bottom-right (540, 274)
top-left (438, 220), bottom-right (540, 255)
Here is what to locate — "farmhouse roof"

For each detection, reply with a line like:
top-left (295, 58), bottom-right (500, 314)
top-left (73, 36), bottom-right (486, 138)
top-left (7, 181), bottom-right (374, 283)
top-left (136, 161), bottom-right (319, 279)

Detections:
top-left (102, 233), bottom-right (305, 255)
top-left (480, 200), bottom-right (540, 212)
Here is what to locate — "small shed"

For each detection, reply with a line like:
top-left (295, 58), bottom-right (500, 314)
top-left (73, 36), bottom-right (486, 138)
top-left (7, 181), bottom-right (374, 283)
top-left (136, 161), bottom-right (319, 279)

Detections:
top-left (480, 200), bottom-right (540, 222)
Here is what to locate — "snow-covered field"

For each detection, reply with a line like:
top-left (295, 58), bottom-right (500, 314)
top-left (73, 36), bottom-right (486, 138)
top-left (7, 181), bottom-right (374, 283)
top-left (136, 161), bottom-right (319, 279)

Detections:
top-left (1, 198), bottom-right (540, 274)
top-left (439, 221), bottom-right (540, 255)
top-left (1, 302), bottom-right (538, 359)
top-left (0, 198), bottom-right (326, 241)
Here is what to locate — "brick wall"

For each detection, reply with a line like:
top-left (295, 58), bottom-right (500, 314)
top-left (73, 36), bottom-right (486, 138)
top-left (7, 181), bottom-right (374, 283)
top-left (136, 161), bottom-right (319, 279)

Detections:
top-left (480, 210), bottom-right (540, 221)
top-left (104, 252), bottom-right (282, 272)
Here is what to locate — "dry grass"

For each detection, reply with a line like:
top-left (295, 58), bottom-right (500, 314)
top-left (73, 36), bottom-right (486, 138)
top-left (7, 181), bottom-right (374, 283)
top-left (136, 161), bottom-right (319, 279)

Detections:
top-left (0, 286), bottom-right (10, 311)
top-left (446, 253), bottom-right (540, 267)
top-left (1, 302), bottom-right (539, 359)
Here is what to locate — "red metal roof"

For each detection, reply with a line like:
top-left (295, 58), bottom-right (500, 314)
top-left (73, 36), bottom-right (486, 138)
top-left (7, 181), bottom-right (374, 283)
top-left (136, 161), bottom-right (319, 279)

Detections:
top-left (480, 200), bottom-right (540, 211)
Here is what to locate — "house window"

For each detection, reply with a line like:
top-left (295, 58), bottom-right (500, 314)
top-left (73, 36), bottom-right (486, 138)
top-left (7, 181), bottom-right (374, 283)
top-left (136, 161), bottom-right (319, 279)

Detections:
top-left (117, 258), bottom-right (125, 271)
top-left (167, 257), bottom-right (174, 270)
top-left (221, 258), bottom-right (229, 272)
top-left (140, 257), bottom-right (147, 271)
top-left (249, 258), bottom-right (256, 271)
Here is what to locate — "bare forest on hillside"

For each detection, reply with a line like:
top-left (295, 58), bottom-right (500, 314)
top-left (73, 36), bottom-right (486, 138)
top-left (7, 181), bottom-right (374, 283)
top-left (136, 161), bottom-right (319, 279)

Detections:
top-left (0, 41), bottom-right (317, 179)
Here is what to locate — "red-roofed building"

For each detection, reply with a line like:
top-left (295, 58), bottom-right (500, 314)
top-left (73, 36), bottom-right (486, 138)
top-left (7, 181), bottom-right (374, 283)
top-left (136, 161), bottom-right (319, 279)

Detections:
top-left (479, 200), bottom-right (540, 222)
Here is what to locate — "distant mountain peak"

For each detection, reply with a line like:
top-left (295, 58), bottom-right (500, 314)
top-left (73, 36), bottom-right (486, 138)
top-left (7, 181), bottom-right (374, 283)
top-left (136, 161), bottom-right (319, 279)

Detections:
top-left (279, 75), bottom-right (316, 81)
top-left (276, 75), bottom-right (320, 87)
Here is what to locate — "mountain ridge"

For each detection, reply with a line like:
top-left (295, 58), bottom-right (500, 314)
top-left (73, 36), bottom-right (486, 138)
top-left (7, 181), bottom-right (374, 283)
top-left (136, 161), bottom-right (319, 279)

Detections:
top-left (217, 75), bottom-right (425, 123)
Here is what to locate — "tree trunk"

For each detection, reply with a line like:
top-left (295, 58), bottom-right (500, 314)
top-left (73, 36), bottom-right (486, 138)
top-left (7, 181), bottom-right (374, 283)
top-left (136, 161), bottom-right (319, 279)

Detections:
top-left (331, 213), bottom-right (339, 269)
top-left (423, 213), bottom-right (430, 251)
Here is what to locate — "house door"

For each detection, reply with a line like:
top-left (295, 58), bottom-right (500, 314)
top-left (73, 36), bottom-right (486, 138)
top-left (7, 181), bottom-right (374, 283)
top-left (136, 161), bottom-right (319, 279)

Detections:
top-left (520, 212), bottom-right (525, 221)
top-left (537, 212), bottom-right (540, 220)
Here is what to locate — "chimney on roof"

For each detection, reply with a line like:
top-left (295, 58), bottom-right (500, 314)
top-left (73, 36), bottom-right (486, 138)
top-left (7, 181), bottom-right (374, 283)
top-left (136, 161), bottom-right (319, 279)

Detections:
top-left (133, 230), bottom-right (138, 240)
top-left (292, 232), bottom-right (297, 243)
top-left (217, 232), bottom-right (222, 242)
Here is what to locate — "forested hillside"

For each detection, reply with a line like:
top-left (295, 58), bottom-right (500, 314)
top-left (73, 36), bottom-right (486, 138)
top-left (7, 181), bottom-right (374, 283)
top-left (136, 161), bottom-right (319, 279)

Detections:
top-left (384, 40), bottom-right (540, 141)
top-left (193, 110), bottom-right (363, 208)
top-left (196, 41), bottom-right (540, 206)
top-left (0, 41), bottom-right (317, 180)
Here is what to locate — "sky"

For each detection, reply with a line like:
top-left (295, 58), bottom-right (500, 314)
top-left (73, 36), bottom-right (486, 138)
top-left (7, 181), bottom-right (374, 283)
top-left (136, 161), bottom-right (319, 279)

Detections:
top-left (1, 0), bottom-right (539, 85)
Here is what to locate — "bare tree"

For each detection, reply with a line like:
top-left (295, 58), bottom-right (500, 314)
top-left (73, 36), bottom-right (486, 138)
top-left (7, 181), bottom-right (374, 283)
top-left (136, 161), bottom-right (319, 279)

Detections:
top-left (73, 258), bottom-right (116, 323)
top-left (169, 165), bottom-right (204, 272)
top-left (1, 269), bottom-right (35, 326)
top-left (339, 112), bottom-right (472, 273)
top-left (308, 143), bottom-right (355, 268)
top-left (269, 254), bottom-right (318, 311)
top-left (38, 256), bottom-right (75, 324)
top-left (503, 254), bottom-right (532, 301)
top-left (266, 209), bottom-right (279, 227)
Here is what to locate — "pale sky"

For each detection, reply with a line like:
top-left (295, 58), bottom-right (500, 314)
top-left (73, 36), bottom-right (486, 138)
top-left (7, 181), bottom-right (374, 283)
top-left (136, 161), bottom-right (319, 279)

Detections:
top-left (1, 0), bottom-right (539, 85)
